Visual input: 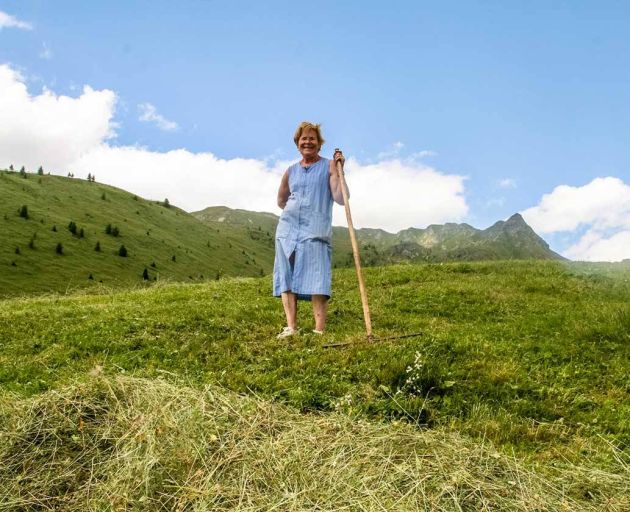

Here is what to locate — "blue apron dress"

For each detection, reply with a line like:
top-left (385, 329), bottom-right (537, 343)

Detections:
top-left (273, 158), bottom-right (333, 301)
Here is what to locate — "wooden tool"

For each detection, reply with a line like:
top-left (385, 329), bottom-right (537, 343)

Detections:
top-left (335, 149), bottom-right (373, 340)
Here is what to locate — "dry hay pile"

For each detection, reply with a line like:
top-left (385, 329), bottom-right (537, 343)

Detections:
top-left (0, 376), bottom-right (627, 511)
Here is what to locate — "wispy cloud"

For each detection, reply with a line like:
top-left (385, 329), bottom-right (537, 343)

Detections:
top-left (39, 42), bottom-right (53, 60)
top-left (376, 141), bottom-right (405, 160)
top-left (0, 11), bottom-right (32, 30)
top-left (410, 150), bottom-right (437, 159)
top-left (498, 178), bottom-right (516, 189)
top-left (486, 197), bottom-right (505, 208)
top-left (138, 102), bottom-right (178, 132)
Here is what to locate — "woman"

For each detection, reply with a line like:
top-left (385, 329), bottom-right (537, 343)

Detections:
top-left (274, 121), bottom-right (347, 338)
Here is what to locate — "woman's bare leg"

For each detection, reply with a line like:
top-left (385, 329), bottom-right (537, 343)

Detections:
top-left (312, 295), bottom-right (328, 332)
top-left (281, 292), bottom-right (298, 329)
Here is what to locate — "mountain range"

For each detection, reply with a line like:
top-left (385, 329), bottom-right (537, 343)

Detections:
top-left (192, 207), bottom-right (564, 267)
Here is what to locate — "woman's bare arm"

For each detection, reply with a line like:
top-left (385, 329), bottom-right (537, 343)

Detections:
top-left (277, 170), bottom-right (290, 209)
top-left (329, 153), bottom-right (348, 205)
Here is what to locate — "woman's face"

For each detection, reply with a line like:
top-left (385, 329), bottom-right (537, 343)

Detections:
top-left (298, 129), bottom-right (320, 159)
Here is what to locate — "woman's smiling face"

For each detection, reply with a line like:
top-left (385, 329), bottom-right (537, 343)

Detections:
top-left (298, 128), bottom-right (320, 160)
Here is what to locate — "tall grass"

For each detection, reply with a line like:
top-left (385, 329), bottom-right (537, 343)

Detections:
top-left (1, 375), bottom-right (627, 511)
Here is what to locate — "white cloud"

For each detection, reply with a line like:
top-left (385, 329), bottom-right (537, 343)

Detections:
top-left (337, 159), bottom-right (467, 231)
top-left (71, 145), bottom-right (283, 213)
top-left (138, 102), bottom-right (178, 131)
top-left (521, 177), bottom-right (630, 233)
top-left (0, 11), bottom-right (32, 30)
top-left (564, 229), bottom-right (630, 262)
top-left (498, 178), bottom-right (516, 189)
top-left (39, 42), bottom-right (53, 60)
top-left (0, 63), bottom-right (468, 233)
top-left (0, 64), bottom-right (116, 172)
top-left (522, 177), bottom-right (630, 261)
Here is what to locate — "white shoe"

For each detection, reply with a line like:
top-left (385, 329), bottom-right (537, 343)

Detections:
top-left (277, 326), bottom-right (298, 339)
top-left (312, 329), bottom-right (324, 335)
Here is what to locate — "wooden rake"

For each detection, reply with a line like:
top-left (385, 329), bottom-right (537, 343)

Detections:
top-left (323, 150), bottom-right (423, 348)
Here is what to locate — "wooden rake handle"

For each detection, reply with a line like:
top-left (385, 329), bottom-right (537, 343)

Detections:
top-left (335, 149), bottom-right (373, 339)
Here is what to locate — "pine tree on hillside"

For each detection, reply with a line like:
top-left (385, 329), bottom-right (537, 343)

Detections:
top-left (19, 205), bottom-right (29, 219)
top-left (118, 245), bottom-right (128, 257)
top-left (37, 166), bottom-right (44, 175)
top-left (95, 241), bottom-right (101, 252)
top-left (56, 243), bottom-right (63, 255)
top-left (9, 165), bottom-right (13, 171)
top-left (111, 226), bottom-right (120, 237)
top-left (87, 173), bottom-right (92, 181)
top-left (79, 227), bottom-right (85, 238)
top-left (142, 268), bottom-right (149, 280)
top-left (68, 221), bottom-right (77, 235)
top-left (19, 166), bottom-right (25, 173)
top-left (105, 223), bottom-right (112, 234)
top-left (163, 198), bottom-right (170, 208)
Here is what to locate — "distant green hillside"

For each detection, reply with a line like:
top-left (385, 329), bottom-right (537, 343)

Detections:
top-left (0, 170), bottom-right (269, 296)
top-left (192, 206), bottom-right (563, 269)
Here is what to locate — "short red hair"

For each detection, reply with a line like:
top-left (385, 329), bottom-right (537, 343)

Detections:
top-left (293, 121), bottom-right (325, 149)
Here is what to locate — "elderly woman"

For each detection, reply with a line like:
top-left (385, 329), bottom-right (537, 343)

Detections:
top-left (274, 121), bottom-right (347, 338)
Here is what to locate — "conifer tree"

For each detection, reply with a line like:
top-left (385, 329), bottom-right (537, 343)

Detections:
top-left (19, 205), bottom-right (29, 219)
top-left (142, 268), bottom-right (149, 280)
top-left (68, 221), bottom-right (77, 235)
top-left (37, 166), bottom-right (44, 175)
top-left (9, 165), bottom-right (13, 171)
top-left (118, 245), bottom-right (128, 257)
top-left (95, 241), bottom-right (101, 252)
top-left (105, 223), bottom-right (112, 234)
top-left (56, 243), bottom-right (63, 255)
top-left (79, 227), bottom-right (85, 238)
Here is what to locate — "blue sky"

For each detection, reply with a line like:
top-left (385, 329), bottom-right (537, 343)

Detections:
top-left (1, 1), bottom-right (629, 260)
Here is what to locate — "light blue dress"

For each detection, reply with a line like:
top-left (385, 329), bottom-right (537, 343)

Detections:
top-left (273, 158), bottom-right (333, 301)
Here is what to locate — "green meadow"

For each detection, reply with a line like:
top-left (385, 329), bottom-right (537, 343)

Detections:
top-left (0, 170), bottom-right (273, 296)
top-left (1, 260), bottom-right (628, 510)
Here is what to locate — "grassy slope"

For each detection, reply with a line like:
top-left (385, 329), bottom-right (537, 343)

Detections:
top-left (0, 261), bottom-right (630, 510)
top-left (1, 261), bottom-right (627, 459)
top-left (2, 376), bottom-right (626, 510)
top-left (0, 171), bottom-right (270, 296)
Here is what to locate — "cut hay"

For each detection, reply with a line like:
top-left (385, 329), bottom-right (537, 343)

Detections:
top-left (0, 376), bottom-right (627, 511)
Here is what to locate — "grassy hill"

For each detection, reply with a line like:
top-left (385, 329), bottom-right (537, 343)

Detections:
top-left (1, 260), bottom-right (628, 509)
top-left (0, 170), bottom-right (271, 297)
